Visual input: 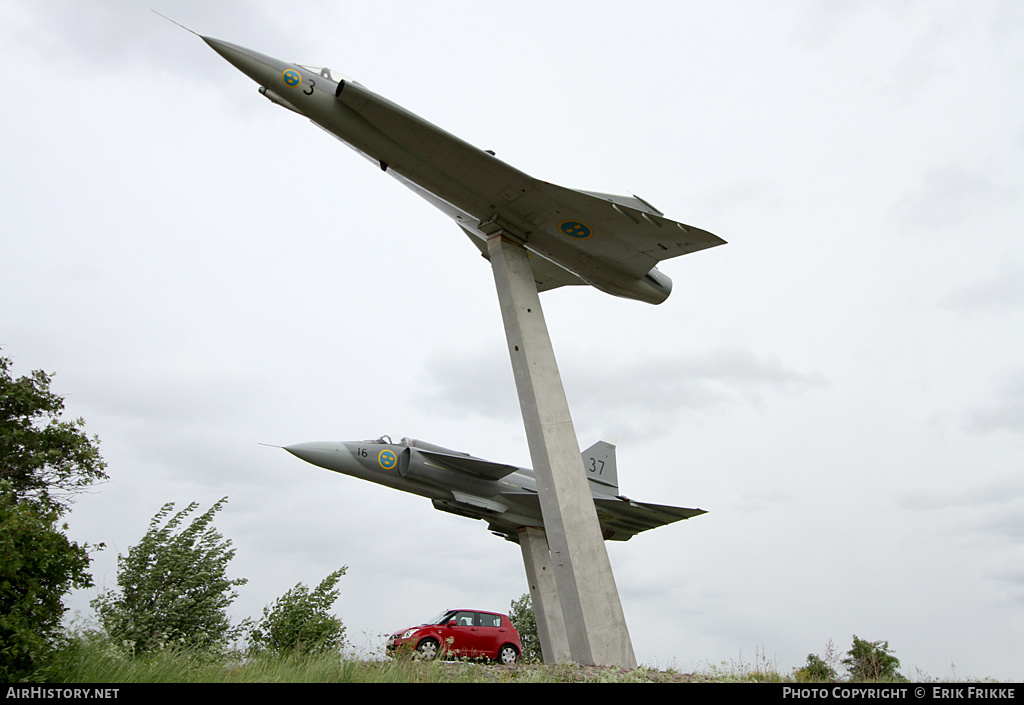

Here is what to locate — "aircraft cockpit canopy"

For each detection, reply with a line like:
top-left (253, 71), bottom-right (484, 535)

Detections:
top-left (295, 65), bottom-right (354, 84)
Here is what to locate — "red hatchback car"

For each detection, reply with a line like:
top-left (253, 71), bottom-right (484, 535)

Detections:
top-left (387, 609), bottom-right (522, 664)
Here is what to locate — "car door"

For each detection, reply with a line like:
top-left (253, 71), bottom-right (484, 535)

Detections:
top-left (443, 610), bottom-right (479, 657)
top-left (472, 612), bottom-right (506, 658)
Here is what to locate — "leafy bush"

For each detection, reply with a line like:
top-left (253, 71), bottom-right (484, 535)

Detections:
top-left (794, 653), bottom-right (838, 682)
top-left (247, 568), bottom-right (348, 655)
top-left (92, 498), bottom-right (247, 654)
top-left (842, 635), bottom-right (905, 682)
top-left (509, 593), bottom-right (541, 663)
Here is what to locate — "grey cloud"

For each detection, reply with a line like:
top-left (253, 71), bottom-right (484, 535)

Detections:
top-left (899, 478), bottom-right (1024, 560)
top-left (964, 374), bottom-right (1024, 436)
top-left (415, 346), bottom-right (826, 441)
top-left (939, 261), bottom-right (1024, 311)
top-left (413, 349), bottom-right (519, 422)
top-left (890, 164), bottom-right (1018, 231)
top-left (567, 348), bottom-right (827, 410)
top-left (900, 476), bottom-right (1024, 512)
top-left (565, 349), bottom-right (826, 441)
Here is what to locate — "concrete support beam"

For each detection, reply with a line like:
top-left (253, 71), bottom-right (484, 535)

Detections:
top-left (518, 526), bottom-right (571, 664)
top-left (488, 234), bottom-right (636, 668)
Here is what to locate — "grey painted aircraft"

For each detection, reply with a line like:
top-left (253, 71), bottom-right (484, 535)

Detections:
top-left (285, 437), bottom-right (705, 543)
top-left (191, 29), bottom-right (725, 304)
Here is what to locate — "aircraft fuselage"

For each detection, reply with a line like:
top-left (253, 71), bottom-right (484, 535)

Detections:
top-left (202, 37), bottom-right (725, 304)
top-left (285, 436), bottom-right (705, 543)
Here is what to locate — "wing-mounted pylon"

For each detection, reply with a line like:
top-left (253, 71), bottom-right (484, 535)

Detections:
top-left (459, 225), bottom-right (586, 293)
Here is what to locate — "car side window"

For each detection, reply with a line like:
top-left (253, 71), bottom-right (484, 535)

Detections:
top-left (452, 611), bottom-right (475, 627)
top-left (480, 613), bottom-right (501, 628)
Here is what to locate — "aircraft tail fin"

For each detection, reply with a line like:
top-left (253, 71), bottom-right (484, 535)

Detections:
top-left (581, 440), bottom-right (618, 491)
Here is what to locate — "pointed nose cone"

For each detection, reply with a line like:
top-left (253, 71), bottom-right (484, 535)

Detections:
top-left (202, 36), bottom-right (287, 87)
top-left (283, 441), bottom-right (340, 469)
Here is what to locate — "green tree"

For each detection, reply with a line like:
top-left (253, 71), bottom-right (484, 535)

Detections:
top-left (841, 635), bottom-right (905, 682)
top-left (0, 489), bottom-right (95, 682)
top-left (0, 353), bottom-right (106, 681)
top-left (509, 593), bottom-right (542, 663)
top-left (247, 568), bottom-right (348, 655)
top-left (92, 498), bottom-right (247, 654)
top-left (0, 354), bottom-right (107, 511)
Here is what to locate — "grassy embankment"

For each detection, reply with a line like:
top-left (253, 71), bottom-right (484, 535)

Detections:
top-left (39, 637), bottom-right (938, 683)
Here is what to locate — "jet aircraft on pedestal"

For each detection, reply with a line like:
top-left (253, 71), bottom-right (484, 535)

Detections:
top-left (286, 436), bottom-right (705, 542)
top-left (189, 29), bottom-right (724, 304)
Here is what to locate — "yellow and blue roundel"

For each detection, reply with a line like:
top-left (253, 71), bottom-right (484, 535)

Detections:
top-left (378, 449), bottom-right (398, 470)
top-left (282, 69), bottom-right (302, 87)
top-left (559, 220), bottom-right (593, 240)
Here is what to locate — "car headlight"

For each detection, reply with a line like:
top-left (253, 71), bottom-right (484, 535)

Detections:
top-left (402, 629), bottom-right (417, 639)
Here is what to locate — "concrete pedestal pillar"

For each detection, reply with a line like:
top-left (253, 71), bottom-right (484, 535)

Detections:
top-left (488, 234), bottom-right (636, 668)
top-left (518, 526), bottom-right (571, 664)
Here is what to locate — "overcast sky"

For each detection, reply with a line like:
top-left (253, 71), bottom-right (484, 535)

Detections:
top-left (2, 0), bottom-right (1022, 681)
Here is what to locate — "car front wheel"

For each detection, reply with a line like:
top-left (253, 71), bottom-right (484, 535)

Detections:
top-left (497, 644), bottom-right (518, 665)
top-left (416, 638), bottom-right (440, 660)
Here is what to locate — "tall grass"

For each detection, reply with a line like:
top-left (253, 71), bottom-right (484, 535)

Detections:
top-left (41, 631), bottom-right (510, 683)
top-left (38, 632), bottom-right (985, 683)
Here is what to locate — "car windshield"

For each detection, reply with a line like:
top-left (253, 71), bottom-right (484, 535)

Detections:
top-left (428, 610), bottom-right (456, 625)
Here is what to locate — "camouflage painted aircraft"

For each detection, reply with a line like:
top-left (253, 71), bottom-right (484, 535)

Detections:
top-left (285, 437), bottom-right (705, 542)
top-left (191, 28), bottom-right (725, 304)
